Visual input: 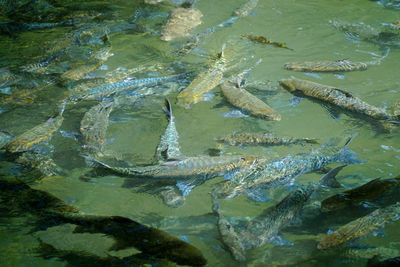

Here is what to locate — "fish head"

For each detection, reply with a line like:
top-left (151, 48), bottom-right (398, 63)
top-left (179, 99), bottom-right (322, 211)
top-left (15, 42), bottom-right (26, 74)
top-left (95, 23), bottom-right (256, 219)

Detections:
top-left (317, 232), bottom-right (342, 250)
top-left (279, 78), bottom-right (297, 92)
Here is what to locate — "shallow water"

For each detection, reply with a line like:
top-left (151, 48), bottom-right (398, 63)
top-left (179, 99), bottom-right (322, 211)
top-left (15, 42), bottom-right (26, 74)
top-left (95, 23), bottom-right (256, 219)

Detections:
top-left (0, 0), bottom-right (399, 266)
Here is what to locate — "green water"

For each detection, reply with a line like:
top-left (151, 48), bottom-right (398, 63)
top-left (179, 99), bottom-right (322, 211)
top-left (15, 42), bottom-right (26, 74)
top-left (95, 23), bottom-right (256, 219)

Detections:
top-left (0, 0), bottom-right (399, 266)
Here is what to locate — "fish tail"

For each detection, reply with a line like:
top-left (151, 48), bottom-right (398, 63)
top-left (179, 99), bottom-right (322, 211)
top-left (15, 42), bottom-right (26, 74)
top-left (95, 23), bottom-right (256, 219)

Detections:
top-left (338, 135), bottom-right (362, 165)
top-left (58, 99), bottom-right (67, 115)
top-left (212, 198), bottom-right (221, 215)
top-left (367, 47), bottom-right (390, 65)
top-left (162, 98), bottom-right (174, 121)
top-left (388, 100), bottom-right (400, 120)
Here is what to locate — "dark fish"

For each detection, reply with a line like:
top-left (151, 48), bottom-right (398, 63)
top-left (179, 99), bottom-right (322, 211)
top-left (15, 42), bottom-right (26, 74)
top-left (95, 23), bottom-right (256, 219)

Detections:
top-left (317, 202), bottom-right (400, 250)
top-left (321, 175), bottom-right (400, 211)
top-left (0, 179), bottom-right (207, 266)
top-left (279, 78), bottom-right (399, 122)
top-left (216, 132), bottom-right (317, 146)
top-left (243, 34), bottom-right (293, 50)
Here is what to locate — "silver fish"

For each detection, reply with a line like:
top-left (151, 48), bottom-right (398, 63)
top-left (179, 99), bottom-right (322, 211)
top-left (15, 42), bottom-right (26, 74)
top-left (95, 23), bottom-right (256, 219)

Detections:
top-left (211, 137), bottom-right (360, 200)
top-left (279, 78), bottom-right (399, 122)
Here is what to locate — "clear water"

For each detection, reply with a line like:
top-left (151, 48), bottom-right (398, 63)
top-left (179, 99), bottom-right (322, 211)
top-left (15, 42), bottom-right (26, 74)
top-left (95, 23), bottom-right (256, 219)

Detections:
top-left (0, 0), bottom-right (399, 266)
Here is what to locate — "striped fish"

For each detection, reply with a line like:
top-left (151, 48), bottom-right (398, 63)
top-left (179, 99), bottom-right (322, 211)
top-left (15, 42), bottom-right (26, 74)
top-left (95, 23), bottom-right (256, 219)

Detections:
top-left (72, 74), bottom-right (184, 100)
top-left (216, 132), bottom-right (317, 146)
top-left (318, 202), bottom-right (400, 250)
top-left (279, 78), bottom-right (399, 122)
top-left (87, 154), bottom-right (260, 180)
top-left (211, 137), bottom-right (360, 200)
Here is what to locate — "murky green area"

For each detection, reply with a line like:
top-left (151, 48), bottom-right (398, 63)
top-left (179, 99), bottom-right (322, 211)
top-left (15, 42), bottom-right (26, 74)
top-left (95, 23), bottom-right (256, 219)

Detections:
top-left (0, 0), bottom-right (399, 266)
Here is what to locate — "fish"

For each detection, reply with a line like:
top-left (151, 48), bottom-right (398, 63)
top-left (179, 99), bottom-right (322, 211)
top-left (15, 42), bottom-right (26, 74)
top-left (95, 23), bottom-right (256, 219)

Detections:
top-left (16, 151), bottom-right (62, 177)
top-left (86, 154), bottom-right (261, 180)
top-left (161, 7), bottom-right (203, 41)
top-left (279, 78), bottom-right (400, 122)
top-left (4, 101), bottom-right (66, 153)
top-left (71, 73), bottom-right (185, 101)
top-left (317, 202), bottom-right (400, 250)
top-left (216, 132), bottom-right (317, 146)
top-left (284, 59), bottom-right (368, 72)
top-left (212, 168), bottom-right (351, 262)
top-left (283, 49), bottom-right (389, 72)
top-left (220, 79), bottom-right (281, 121)
top-left (211, 136), bottom-right (360, 200)
top-left (80, 101), bottom-right (114, 155)
top-left (61, 46), bottom-right (112, 81)
top-left (176, 45), bottom-right (226, 108)
top-left (0, 179), bottom-right (207, 266)
top-left (321, 175), bottom-right (400, 211)
top-left (243, 34), bottom-right (293, 50)
top-left (155, 98), bottom-right (182, 161)
top-left (233, 0), bottom-right (259, 17)
top-left (212, 199), bottom-right (246, 262)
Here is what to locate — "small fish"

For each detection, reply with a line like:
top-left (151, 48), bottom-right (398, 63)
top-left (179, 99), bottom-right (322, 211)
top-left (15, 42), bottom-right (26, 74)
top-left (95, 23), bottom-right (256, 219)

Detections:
top-left (233, 0), bottom-right (259, 17)
top-left (317, 202), bottom-right (400, 250)
top-left (321, 175), bottom-right (400, 211)
top-left (216, 132), bottom-right (317, 146)
top-left (220, 79), bottom-right (281, 121)
top-left (279, 78), bottom-right (400, 122)
top-left (155, 98), bottom-right (182, 161)
top-left (211, 136), bottom-right (360, 200)
top-left (4, 101), bottom-right (66, 153)
top-left (243, 34), bottom-right (293, 50)
top-left (80, 101), bottom-right (114, 155)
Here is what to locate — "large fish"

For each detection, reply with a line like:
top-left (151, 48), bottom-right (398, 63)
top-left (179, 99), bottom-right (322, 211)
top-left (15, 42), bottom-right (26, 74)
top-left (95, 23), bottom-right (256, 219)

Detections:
top-left (318, 202), bottom-right (400, 250)
top-left (4, 101), bottom-right (66, 153)
top-left (211, 137), bottom-right (360, 200)
top-left (321, 175), bottom-right (400, 211)
top-left (216, 132), bottom-right (317, 146)
top-left (80, 101), bottom-right (114, 155)
top-left (71, 73), bottom-right (185, 101)
top-left (213, 168), bottom-right (345, 262)
top-left (0, 179), bottom-right (207, 266)
top-left (279, 78), bottom-right (400, 122)
top-left (87, 154), bottom-right (260, 180)
top-left (220, 78), bottom-right (281, 121)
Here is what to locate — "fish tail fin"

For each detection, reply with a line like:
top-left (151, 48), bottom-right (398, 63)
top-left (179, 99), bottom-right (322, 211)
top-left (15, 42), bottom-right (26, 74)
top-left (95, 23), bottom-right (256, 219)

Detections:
top-left (212, 198), bottom-right (220, 215)
top-left (338, 134), bottom-right (362, 165)
top-left (368, 47), bottom-right (390, 65)
top-left (319, 164), bottom-right (346, 188)
top-left (58, 99), bottom-right (67, 115)
top-left (162, 98), bottom-right (174, 121)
